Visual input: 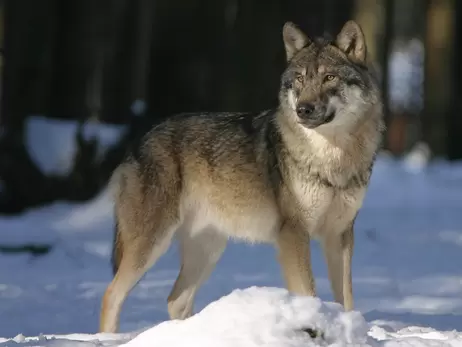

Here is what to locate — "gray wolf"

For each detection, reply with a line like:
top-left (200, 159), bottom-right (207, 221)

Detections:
top-left (99, 20), bottom-right (384, 333)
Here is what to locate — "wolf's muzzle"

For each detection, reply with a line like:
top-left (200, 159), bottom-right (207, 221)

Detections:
top-left (296, 102), bottom-right (335, 129)
top-left (296, 103), bottom-right (315, 117)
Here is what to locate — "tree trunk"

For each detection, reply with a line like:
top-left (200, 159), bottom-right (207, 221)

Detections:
top-left (422, 0), bottom-right (454, 157)
top-left (447, 0), bottom-right (462, 160)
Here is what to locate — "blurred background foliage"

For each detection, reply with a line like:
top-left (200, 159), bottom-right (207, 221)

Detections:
top-left (0, 0), bottom-right (460, 214)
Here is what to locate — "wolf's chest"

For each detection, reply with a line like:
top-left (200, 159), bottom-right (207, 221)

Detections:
top-left (291, 177), bottom-right (366, 237)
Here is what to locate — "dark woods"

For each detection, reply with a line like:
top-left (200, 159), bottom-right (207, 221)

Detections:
top-left (0, 0), bottom-right (353, 214)
top-left (1, 1), bottom-right (353, 125)
top-left (0, 0), bottom-right (461, 214)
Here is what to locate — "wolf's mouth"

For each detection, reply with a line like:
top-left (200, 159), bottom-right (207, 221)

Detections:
top-left (324, 109), bottom-right (335, 124)
top-left (300, 109), bottom-right (336, 129)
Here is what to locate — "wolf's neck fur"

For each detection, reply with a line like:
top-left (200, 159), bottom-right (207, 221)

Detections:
top-left (274, 106), bottom-right (383, 188)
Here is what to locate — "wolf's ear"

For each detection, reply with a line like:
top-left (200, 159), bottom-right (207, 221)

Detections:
top-left (336, 20), bottom-right (366, 62)
top-left (283, 22), bottom-right (310, 61)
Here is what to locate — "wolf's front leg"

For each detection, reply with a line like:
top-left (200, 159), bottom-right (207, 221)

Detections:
top-left (276, 221), bottom-right (316, 296)
top-left (321, 224), bottom-right (354, 311)
top-left (342, 225), bottom-right (354, 310)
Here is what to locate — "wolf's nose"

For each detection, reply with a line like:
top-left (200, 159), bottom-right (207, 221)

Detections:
top-left (296, 103), bottom-right (315, 117)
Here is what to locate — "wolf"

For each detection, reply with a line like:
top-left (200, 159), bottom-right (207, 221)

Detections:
top-left (99, 20), bottom-right (384, 333)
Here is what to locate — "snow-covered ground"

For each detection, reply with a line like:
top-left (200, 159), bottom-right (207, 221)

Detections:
top-left (1, 152), bottom-right (462, 346)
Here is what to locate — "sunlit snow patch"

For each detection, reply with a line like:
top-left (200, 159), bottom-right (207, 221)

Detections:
top-left (25, 115), bottom-right (127, 176)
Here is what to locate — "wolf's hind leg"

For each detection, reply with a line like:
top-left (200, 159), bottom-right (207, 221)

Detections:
top-left (99, 220), bottom-right (177, 333)
top-left (276, 221), bottom-right (316, 296)
top-left (167, 228), bottom-right (227, 320)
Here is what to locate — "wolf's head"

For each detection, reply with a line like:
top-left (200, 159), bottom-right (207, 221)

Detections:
top-left (279, 21), bottom-right (381, 133)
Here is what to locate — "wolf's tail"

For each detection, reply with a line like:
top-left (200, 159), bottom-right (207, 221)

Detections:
top-left (111, 217), bottom-right (124, 276)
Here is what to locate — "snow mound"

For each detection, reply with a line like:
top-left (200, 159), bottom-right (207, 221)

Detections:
top-left (122, 286), bottom-right (370, 347)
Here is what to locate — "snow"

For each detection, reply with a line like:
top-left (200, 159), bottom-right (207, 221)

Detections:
top-left (403, 142), bottom-right (432, 174)
top-left (1, 153), bottom-right (462, 346)
top-left (388, 38), bottom-right (424, 114)
top-left (120, 287), bottom-right (370, 347)
top-left (24, 116), bottom-right (127, 176)
top-left (130, 100), bottom-right (147, 116)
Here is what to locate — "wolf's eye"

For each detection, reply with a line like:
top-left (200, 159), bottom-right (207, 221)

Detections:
top-left (324, 74), bottom-right (337, 83)
top-left (296, 75), bottom-right (304, 83)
